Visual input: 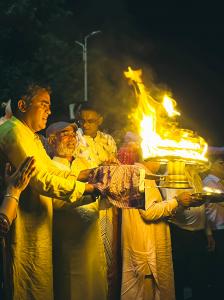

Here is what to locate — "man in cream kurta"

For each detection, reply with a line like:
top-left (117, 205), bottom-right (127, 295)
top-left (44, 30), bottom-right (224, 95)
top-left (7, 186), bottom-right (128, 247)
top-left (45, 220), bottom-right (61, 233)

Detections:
top-left (0, 85), bottom-right (94, 300)
top-left (46, 121), bottom-right (107, 300)
top-left (121, 162), bottom-right (201, 300)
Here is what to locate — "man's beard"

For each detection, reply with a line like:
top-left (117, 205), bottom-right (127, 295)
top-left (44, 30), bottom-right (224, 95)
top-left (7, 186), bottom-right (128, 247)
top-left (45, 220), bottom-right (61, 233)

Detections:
top-left (56, 142), bottom-right (75, 157)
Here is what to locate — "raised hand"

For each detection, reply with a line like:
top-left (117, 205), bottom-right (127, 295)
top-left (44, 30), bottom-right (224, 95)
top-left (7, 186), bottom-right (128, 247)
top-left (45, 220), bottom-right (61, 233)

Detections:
top-left (5, 156), bottom-right (36, 197)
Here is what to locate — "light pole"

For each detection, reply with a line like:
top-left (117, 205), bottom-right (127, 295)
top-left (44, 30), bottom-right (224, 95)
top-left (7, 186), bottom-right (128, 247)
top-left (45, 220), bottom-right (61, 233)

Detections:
top-left (75, 30), bottom-right (101, 102)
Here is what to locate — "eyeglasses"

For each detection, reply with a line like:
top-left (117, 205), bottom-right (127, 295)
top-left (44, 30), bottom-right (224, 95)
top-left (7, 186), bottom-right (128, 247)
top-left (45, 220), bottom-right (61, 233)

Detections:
top-left (78, 118), bottom-right (99, 125)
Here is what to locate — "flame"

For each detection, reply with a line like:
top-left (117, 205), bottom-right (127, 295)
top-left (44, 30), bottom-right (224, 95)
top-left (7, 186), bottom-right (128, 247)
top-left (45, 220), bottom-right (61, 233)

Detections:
top-left (124, 66), bottom-right (208, 162)
top-left (162, 95), bottom-right (180, 117)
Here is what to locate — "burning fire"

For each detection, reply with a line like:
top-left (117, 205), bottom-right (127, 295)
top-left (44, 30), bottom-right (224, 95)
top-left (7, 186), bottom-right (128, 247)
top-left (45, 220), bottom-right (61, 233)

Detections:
top-left (124, 67), bottom-right (208, 163)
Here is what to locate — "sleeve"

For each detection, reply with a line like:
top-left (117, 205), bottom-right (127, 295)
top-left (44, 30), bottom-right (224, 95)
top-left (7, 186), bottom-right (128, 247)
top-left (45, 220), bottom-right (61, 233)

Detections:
top-left (205, 201), bottom-right (224, 222)
top-left (3, 128), bottom-right (85, 202)
top-left (139, 181), bottom-right (178, 221)
top-left (201, 178), bottom-right (213, 234)
top-left (139, 198), bottom-right (178, 221)
top-left (204, 177), bottom-right (224, 220)
top-left (30, 170), bottom-right (86, 201)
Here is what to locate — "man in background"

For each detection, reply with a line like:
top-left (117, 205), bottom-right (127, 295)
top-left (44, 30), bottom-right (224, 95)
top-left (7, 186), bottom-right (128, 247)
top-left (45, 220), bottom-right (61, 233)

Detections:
top-left (75, 103), bottom-right (117, 168)
top-left (203, 153), bottom-right (224, 299)
top-left (75, 103), bottom-right (120, 299)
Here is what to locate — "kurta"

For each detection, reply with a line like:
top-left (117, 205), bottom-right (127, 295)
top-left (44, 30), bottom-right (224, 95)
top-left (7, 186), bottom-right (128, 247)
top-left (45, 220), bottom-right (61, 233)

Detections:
top-left (74, 130), bottom-right (118, 261)
top-left (52, 157), bottom-right (108, 300)
top-left (121, 177), bottom-right (177, 300)
top-left (74, 130), bottom-right (117, 168)
top-left (0, 117), bottom-right (85, 300)
top-left (74, 131), bottom-right (118, 298)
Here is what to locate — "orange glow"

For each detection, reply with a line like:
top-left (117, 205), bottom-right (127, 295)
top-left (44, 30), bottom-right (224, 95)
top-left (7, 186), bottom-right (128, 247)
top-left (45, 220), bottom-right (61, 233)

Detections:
top-left (124, 66), bottom-right (208, 162)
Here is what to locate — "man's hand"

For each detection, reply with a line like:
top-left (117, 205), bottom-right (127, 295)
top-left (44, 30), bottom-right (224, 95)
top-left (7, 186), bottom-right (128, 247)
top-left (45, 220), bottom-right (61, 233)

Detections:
top-left (176, 192), bottom-right (204, 207)
top-left (77, 169), bottom-right (93, 181)
top-left (84, 183), bottom-right (95, 194)
top-left (5, 156), bottom-right (36, 198)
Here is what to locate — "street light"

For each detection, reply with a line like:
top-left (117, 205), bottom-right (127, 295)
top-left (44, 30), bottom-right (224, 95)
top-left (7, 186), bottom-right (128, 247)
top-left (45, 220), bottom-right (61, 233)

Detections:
top-left (75, 30), bottom-right (101, 102)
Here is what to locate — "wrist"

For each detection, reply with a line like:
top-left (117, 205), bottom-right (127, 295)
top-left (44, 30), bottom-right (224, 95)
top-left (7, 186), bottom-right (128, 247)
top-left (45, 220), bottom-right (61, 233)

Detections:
top-left (6, 187), bottom-right (21, 199)
top-left (4, 194), bottom-right (19, 204)
top-left (174, 196), bottom-right (183, 207)
top-left (85, 183), bottom-right (95, 194)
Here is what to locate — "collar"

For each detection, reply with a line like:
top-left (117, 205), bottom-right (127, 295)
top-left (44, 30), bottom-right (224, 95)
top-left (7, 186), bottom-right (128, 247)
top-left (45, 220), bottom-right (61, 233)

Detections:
top-left (83, 130), bottom-right (102, 141)
top-left (11, 116), bottom-right (36, 139)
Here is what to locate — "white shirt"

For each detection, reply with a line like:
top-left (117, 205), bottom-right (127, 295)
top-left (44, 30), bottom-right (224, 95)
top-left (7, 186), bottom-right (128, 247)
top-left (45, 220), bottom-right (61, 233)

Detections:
top-left (203, 174), bottom-right (224, 230)
top-left (166, 188), bottom-right (206, 231)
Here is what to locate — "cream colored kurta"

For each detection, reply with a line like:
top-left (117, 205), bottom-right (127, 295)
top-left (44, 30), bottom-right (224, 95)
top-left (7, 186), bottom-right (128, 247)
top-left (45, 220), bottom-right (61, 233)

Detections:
top-left (121, 178), bottom-right (177, 300)
top-left (0, 117), bottom-right (85, 300)
top-left (52, 157), bottom-right (107, 300)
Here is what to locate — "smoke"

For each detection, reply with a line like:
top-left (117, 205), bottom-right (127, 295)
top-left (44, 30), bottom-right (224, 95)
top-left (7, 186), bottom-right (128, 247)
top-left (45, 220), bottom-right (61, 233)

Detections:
top-left (85, 30), bottom-right (177, 147)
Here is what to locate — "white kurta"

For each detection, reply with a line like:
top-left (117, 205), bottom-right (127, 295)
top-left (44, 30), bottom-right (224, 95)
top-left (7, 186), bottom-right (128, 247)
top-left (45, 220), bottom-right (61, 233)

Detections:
top-left (52, 157), bottom-right (108, 300)
top-left (121, 178), bottom-right (176, 300)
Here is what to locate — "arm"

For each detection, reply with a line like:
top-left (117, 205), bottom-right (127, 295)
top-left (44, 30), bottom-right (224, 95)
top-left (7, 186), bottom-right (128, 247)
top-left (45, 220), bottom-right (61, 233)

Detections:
top-left (204, 177), bottom-right (224, 227)
top-left (139, 186), bottom-right (200, 221)
top-left (1, 125), bottom-right (87, 202)
top-left (139, 183), bottom-right (178, 221)
top-left (139, 198), bottom-right (178, 221)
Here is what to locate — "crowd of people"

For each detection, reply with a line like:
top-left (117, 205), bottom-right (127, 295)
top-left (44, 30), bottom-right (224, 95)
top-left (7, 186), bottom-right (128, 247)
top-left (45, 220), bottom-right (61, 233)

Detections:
top-left (0, 82), bottom-right (224, 300)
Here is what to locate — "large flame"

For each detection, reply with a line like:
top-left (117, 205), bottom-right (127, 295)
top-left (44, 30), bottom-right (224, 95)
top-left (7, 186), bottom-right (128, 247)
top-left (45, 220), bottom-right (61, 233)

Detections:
top-left (124, 67), bottom-right (208, 162)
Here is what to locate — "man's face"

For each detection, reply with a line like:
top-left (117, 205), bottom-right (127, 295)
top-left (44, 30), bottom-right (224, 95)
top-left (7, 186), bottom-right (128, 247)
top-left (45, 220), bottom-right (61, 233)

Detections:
top-left (55, 125), bottom-right (77, 157)
top-left (24, 89), bottom-right (51, 132)
top-left (79, 110), bottom-right (102, 138)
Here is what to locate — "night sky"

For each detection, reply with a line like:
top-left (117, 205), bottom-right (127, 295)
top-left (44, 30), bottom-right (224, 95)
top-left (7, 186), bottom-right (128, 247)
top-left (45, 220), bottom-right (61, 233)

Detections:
top-left (73, 0), bottom-right (224, 145)
top-left (125, 1), bottom-right (224, 146)
top-left (1, 1), bottom-right (224, 146)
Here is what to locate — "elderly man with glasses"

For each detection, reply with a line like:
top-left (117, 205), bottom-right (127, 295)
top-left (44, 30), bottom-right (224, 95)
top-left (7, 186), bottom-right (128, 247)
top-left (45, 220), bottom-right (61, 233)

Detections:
top-left (46, 121), bottom-right (108, 300)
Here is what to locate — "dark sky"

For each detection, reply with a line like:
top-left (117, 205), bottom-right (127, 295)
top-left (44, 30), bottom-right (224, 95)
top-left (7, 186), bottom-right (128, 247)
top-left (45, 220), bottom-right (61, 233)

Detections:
top-left (2, 0), bottom-right (222, 145)
top-left (124, 1), bottom-right (224, 146)
top-left (74, 0), bottom-right (224, 145)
